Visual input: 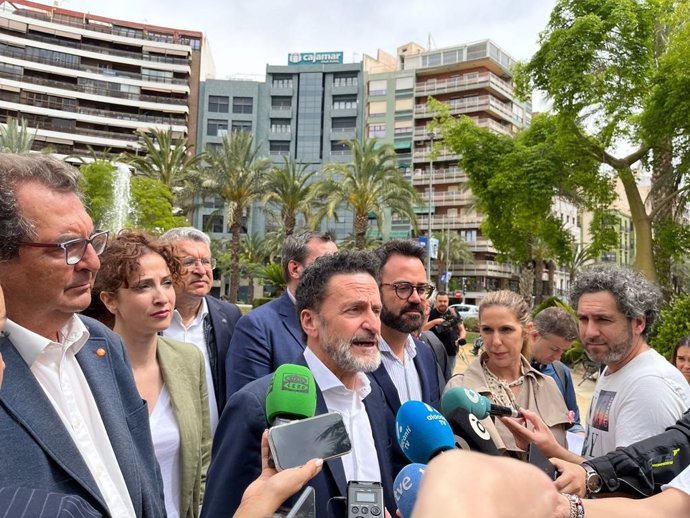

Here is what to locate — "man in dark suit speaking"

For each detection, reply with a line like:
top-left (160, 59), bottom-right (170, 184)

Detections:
top-left (0, 154), bottom-right (164, 518)
top-left (202, 251), bottom-right (396, 518)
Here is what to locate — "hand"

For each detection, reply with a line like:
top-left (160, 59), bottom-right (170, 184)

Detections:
top-left (500, 408), bottom-right (561, 457)
top-left (555, 493), bottom-right (573, 518)
top-left (552, 459), bottom-right (587, 497)
top-left (233, 430), bottom-right (323, 518)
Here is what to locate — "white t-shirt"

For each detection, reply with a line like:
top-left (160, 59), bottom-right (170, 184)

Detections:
top-left (582, 349), bottom-right (690, 459)
top-left (150, 384), bottom-right (181, 518)
top-left (664, 464), bottom-right (690, 495)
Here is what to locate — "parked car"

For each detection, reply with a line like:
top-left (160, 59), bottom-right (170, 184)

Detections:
top-left (450, 303), bottom-right (479, 320)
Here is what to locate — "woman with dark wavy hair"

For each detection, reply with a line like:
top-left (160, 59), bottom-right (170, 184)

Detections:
top-left (95, 230), bottom-right (210, 518)
top-left (672, 336), bottom-right (690, 384)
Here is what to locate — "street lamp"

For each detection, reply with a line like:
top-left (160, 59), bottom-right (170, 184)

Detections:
top-left (426, 129), bottom-right (436, 282)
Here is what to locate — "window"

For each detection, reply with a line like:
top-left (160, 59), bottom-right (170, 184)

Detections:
top-left (272, 75), bottom-right (293, 88)
top-left (334, 74), bottom-right (358, 87)
top-left (203, 214), bottom-right (225, 234)
top-left (368, 101), bottom-right (386, 115)
top-left (395, 76), bottom-right (414, 91)
top-left (205, 142), bottom-right (222, 153)
top-left (271, 96), bottom-right (292, 110)
top-left (332, 117), bottom-right (356, 131)
top-left (331, 142), bottom-right (350, 154)
top-left (207, 119), bottom-right (228, 137)
top-left (231, 121), bottom-right (252, 133)
top-left (395, 98), bottom-right (413, 112)
top-left (460, 230), bottom-right (477, 242)
top-left (333, 95), bottom-right (357, 110)
top-left (232, 96), bottom-right (253, 114)
top-left (209, 96), bottom-right (229, 113)
top-left (368, 123), bottom-right (386, 139)
top-left (368, 79), bottom-right (387, 96)
top-left (269, 141), bottom-right (290, 155)
top-left (141, 68), bottom-right (174, 82)
top-left (270, 119), bottom-right (290, 133)
top-left (394, 120), bottom-right (412, 135)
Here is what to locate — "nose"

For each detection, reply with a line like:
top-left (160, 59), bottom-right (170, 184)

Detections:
top-left (407, 288), bottom-right (423, 304)
top-left (363, 308), bottom-right (381, 335)
top-left (580, 319), bottom-right (599, 340)
top-left (76, 242), bottom-right (101, 270)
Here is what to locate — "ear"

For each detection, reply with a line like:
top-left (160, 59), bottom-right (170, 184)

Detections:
top-left (287, 259), bottom-right (302, 281)
top-left (300, 308), bottom-right (319, 340)
top-left (99, 291), bottom-right (118, 315)
top-left (632, 314), bottom-right (646, 336)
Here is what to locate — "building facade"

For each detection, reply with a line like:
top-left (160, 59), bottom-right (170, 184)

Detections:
top-left (0, 0), bottom-right (207, 157)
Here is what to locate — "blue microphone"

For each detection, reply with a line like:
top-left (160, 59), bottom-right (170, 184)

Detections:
top-left (442, 386), bottom-right (522, 419)
top-left (395, 401), bottom-right (455, 463)
top-left (393, 463), bottom-right (425, 518)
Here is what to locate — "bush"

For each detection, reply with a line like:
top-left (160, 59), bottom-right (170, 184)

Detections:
top-left (649, 294), bottom-right (690, 360)
top-left (463, 317), bottom-right (479, 332)
top-left (252, 297), bottom-right (274, 309)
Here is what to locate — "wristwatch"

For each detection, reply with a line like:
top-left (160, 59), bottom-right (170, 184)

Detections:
top-left (582, 463), bottom-right (602, 496)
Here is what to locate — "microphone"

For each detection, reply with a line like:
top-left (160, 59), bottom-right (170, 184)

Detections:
top-left (265, 363), bottom-right (317, 426)
top-left (395, 401), bottom-right (455, 464)
top-left (444, 407), bottom-right (499, 455)
top-left (393, 463), bottom-right (425, 518)
top-left (442, 386), bottom-right (523, 420)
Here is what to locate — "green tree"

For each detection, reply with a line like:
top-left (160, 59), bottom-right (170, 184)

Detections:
top-left (650, 294), bottom-right (690, 359)
top-left (320, 139), bottom-right (421, 249)
top-left (433, 230), bottom-right (474, 291)
top-left (79, 161), bottom-right (116, 228)
top-left (258, 262), bottom-right (286, 295)
top-left (239, 233), bottom-right (270, 303)
top-left (261, 157), bottom-right (323, 236)
top-left (130, 176), bottom-right (187, 233)
top-left (202, 131), bottom-right (271, 303)
top-left (514, 0), bottom-right (690, 284)
top-left (0, 117), bottom-right (35, 153)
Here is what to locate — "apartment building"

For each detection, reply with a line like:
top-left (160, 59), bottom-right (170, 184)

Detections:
top-left (0, 0), bottom-right (208, 157)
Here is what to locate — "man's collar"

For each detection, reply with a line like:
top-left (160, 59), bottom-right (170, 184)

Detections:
top-left (5, 316), bottom-right (89, 366)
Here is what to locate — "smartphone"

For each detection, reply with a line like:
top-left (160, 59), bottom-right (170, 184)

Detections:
top-left (528, 442), bottom-right (559, 480)
top-left (347, 481), bottom-right (384, 518)
top-left (267, 412), bottom-right (352, 471)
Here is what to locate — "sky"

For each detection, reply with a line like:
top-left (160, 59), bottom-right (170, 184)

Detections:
top-left (56, 0), bottom-right (558, 80)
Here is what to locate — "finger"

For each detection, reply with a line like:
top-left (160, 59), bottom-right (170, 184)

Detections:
top-left (500, 416), bottom-right (535, 440)
top-left (260, 429), bottom-right (271, 472)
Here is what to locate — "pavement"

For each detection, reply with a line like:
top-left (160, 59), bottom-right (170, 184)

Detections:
top-left (453, 344), bottom-right (597, 419)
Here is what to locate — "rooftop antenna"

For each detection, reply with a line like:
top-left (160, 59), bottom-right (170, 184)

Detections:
top-left (427, 33), bottom-right (436, 51)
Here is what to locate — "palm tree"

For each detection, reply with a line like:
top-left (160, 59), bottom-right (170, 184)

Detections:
top-left (240, 233), bottom-right (269, 303)
top-left (433, 230), bottom-right (474, 290)
top-left (0, 117), bottom-right (35, 152)
top-left (261, 157), bottom-right (323, 236)
top-left (320, 139), bottom-right (421, 249)
top-left (124, 128), bottom-right (204, 218)
top-left (202, 131), bottom-right (271, 302)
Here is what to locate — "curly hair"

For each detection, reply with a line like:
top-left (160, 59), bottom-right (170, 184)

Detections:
top-left (479, 290), bottom-right (532, 356)
top-left (533, 307), bottom-right (578, 342)
top-left (570, 265), bottom-right (662, 338)
top-left (94, 230), bottom-right (182, 295)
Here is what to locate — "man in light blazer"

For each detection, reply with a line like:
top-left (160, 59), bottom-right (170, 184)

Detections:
top-left (0, 154), bottom-right (164, 518)
top-left (225, 230), bottom-right (337, 397)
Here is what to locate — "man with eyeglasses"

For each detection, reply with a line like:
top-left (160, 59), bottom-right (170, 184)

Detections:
top-left (225, 230), bottom-right (337, 397)
top-left (160, 227), bottom-right (241, 428)
top-left (0, 154), bottom-right (164, 518)
top-left (424, 291), bottom-right (467, 375)
top-left (371, 240), bottom-right (442, 475)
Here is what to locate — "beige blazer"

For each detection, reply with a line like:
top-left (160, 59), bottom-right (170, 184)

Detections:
top-left (157, 336), bottom-right (211, 518)
top-left (446, 354), bottom-right (571, 456)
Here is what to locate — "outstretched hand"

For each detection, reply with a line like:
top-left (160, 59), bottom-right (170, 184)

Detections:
top-left (233, 429), bottom-right (323, 518)
top-left (500, 408), bottom-right (560, 455)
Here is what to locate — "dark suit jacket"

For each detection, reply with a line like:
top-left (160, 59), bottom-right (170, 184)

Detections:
top-left (368, 337), bottom-right (442, 475)
top-left (225, 292), bottom-right (304, 398)
top-left (204, 295), bottom-right (241, 411)
top-left (202, 355), bottom-right (396, 518)
top-left (0, 316), bottom-right (165, 518)
top-left (0, 487), bottom-right (102, 518)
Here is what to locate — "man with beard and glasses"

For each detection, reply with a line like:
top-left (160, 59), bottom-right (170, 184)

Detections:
top-left (201, 251), bottom-right (396, 518)
top-left (370, 240), bottom-right (441, 473)
top-left (503, 265), bottom-right (690, 494)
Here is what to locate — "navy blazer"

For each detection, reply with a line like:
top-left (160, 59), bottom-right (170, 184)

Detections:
top-left (204, 295), bottom-right (241, 410)
top-left (368, 337), bottom-right (441, 475)
top-left (225, 292), bottom-right (304, 398)
top-left (0, 487), bottom-right (101, 518)
top-left (202, 355), bottom-right (396, 518)
top-left (0, 316), bottom-right (165, 518)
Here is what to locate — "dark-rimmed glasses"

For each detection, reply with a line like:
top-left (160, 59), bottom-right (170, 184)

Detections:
top-left (20, 230), bottom-right (109, 265)
top-left (382, 282), bottom-right (435, 300)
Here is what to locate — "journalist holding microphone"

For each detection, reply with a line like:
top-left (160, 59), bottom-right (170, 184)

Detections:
top-left (445, 290), bottom-right (570, 457)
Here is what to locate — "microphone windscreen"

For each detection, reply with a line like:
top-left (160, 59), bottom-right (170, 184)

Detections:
top-left (393, 463), bottom-right (425, 518)
top-left (445, 407), bottom-right (499, 455)
top-left (441, 386), bottom-right (491, 419)
top-left (265, 364), bottom-right (317, 425)
top-left (396, 401), bottom-right (455, 464)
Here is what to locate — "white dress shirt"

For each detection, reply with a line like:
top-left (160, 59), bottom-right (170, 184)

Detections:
top-left (304, 348), bottom-right (381, 482)
top-left (6, 317), bottom-right (136, 518)
top-left (150, 384), bottom-right (181, 518)
top-left (379, 335), bottom-right (423, 404)
top-left (164, 297), bottom-right (219, 433)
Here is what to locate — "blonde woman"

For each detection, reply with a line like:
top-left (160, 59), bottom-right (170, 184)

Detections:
top-left (446, 290), bottom-right (570, 457)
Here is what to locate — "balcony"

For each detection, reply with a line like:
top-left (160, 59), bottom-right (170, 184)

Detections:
top-left (412, 166), bottom-right (466, 185)
top-left (414, 94), bottom-right (514, 123)
top-left (269, 106), bottom-right (292, 118)
top-left (413, 147), bottom-right (460, 162)
top-left (331, 127), bottom-right (357, 140)
top-left (417, 214), bottom-right (483, 230)
top-left (414, 116), bottom-right (513, 139)
top-left (415, 72), bottom-right (514, 100)
top-left (450, 260), bottom-right (518, 278)
top-left (419, 189), bottom-right (474, 206)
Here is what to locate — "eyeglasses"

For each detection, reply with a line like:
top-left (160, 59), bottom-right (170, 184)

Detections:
top-left (382, 282), bottom-right (435, 300)
top-left (20, 230), bottom-right (109, 265)
top-left (180, 256), bottom-right (217, 270)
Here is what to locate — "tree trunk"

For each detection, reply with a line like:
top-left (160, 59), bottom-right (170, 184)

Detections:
top-left (229, 206), bottom-right (242, 303)
top-left (284, 212), bottom-right (296, 237)
top-left (354, 211), bottom-right (368, 250)
top-left (519, 262), bottom-right (534, 308)
top-left (650, 142), bottom-right (675, 296)
top-left (547, 260), bottom-right (556, 297)
top-left (534, 259), bottom-right (545, 306)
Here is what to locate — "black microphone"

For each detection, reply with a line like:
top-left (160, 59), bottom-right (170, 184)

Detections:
top-left (443, 406), bottom-right (499, 455)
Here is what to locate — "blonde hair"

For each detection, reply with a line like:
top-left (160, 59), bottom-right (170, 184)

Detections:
top-left (479, 290), bottom-right (531, 357)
